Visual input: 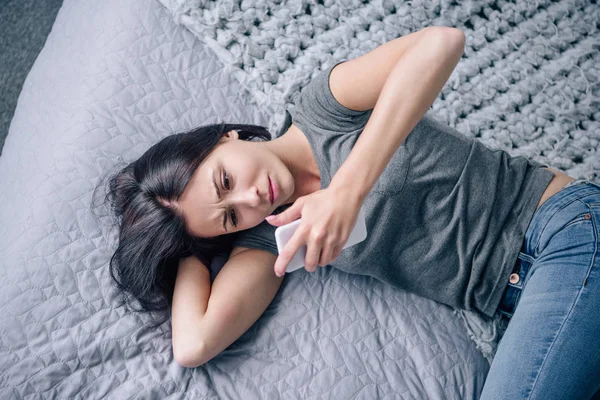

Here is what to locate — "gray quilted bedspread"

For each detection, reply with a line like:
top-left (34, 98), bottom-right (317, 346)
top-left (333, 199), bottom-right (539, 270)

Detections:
top-left (0, 0), bottom-right (490, 398)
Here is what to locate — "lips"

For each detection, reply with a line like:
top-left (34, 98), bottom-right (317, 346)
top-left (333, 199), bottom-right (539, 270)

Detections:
top-left (268, 176), bottom-right (278, 206)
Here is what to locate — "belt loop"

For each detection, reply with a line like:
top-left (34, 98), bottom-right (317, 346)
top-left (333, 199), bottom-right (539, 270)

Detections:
top-left (513, 258), bottom-right (521, 274)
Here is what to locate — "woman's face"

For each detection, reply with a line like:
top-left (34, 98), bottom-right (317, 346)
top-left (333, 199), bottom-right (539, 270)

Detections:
top-left (177, 130), bottom-right (295, 238)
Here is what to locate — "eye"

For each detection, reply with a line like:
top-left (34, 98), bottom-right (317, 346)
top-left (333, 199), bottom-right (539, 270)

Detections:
top-left (231, 209), bottom-right (238, 227)
top-left (223, 170), bottom-right (237, 227)
top-left (223, 170), bottom-right (231, 189)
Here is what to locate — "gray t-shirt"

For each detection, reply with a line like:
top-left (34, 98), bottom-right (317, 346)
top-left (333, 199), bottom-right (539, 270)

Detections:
top-left (232, 60), bottom-right (555, 318)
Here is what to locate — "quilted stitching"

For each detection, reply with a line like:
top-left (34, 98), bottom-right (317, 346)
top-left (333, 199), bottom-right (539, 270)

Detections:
top-left (160, 0), bottom-right (600, 182)
top-left (0, 0), bottom-right (489, 398)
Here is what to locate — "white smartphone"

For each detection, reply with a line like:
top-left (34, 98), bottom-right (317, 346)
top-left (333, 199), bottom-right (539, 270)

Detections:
top-left (274, 205), bottom-right (368, 273)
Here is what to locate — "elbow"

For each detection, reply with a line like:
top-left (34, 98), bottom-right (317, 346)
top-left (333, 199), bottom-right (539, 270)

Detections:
top-left (450, 28), bottom-right (466, 51)
top-left (173, 340), bottom-right (207, 368)
top-left (429, 27), bottom-right (466, 52)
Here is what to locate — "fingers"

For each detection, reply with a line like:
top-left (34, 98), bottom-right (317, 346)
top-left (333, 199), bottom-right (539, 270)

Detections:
top-left (266, 197), bottom-right (303, 226)
top-left (304, 228), bottom-right (323, 272)
top-left (308, 230), bottom-right (341, 272)
top-left (274, 224), bottom-right (307, 277)
top-left (331, 245), bottom-right (342, 263)
top-left (318, 241), bottom-right (337, 268)
top-left (275, 223), bottom-right (342, 276)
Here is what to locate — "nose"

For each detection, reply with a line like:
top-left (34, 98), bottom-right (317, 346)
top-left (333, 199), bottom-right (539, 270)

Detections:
top-left (231, 184), bottom-right (267, 208)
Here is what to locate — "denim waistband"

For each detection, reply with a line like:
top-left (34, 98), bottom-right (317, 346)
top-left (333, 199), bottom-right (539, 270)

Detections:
top-left (499, 178), bottom-right (600, 318)
top-left (521, 178), bottom-right (600, 257)
top-left (563, 178), bottom-right (593, 189)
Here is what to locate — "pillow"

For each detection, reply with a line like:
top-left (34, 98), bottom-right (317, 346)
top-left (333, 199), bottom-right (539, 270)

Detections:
top-left (0, 0), bottom-right (492, 398)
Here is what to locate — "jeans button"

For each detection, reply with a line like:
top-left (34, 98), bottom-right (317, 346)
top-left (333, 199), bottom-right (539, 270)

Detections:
top-left (509, 273), bottom-right (520, 284)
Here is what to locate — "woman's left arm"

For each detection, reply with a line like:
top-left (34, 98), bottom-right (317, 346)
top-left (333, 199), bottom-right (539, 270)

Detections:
top-left (265, 30), bottom-right (465, 276)
top-left (330, 29), bottom-right (466, 201)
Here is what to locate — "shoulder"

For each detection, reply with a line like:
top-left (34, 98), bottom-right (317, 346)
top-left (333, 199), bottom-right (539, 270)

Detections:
top-left (230, 204), bottom-right (292, 256)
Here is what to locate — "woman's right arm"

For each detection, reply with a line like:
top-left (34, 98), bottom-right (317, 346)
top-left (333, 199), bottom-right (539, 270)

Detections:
top-left (171, 248), bottom-right (284, 368)
top-left (171, 255), bottom-right (211, 367)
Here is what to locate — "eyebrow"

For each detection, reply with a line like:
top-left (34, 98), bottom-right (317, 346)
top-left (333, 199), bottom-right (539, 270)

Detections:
top-left (212, 171), bottom-right (228, 233)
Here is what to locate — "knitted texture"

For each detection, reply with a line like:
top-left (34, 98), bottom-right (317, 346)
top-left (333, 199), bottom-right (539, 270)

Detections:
top-left (158, 0), bottom-right (599, 364)
top-left (158, 0), bottom-right (600, 180)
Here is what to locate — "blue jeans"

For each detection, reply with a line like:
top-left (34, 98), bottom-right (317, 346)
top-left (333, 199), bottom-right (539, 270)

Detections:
top-left (480, 179), bottom-right (600, 400)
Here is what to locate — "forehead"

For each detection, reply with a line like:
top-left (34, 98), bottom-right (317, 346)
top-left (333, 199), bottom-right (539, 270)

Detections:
top-left (180, 157), bottom-right (221, 237)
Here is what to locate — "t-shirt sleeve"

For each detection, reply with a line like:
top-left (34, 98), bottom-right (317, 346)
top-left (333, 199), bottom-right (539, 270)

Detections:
top-left (230, 220), bottom-right (279, 256)
top-left (289, 59), bottom-right (373, 135)
top-left (229, 203), bottom-right (292, 256)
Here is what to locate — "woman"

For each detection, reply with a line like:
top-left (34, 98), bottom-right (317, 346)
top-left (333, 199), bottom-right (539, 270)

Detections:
top-left (104, 27), bottom-right (600, 397)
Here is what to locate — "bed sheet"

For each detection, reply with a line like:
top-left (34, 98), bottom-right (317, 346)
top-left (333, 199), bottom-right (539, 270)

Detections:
top-left (0, 0), bottom-right (490, 398)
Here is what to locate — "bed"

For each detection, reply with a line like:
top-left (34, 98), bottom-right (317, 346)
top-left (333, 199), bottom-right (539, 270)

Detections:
top-left (2, 0), bottom-right (597, 398)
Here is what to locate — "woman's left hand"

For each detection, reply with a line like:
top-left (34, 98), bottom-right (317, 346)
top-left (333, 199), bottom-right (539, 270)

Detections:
top-left (265, 185), bottom-right (364, 277)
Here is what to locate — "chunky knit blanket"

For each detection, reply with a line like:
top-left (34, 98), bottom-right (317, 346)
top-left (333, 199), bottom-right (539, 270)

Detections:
top-left (158, 0), bottom-right (600, 362)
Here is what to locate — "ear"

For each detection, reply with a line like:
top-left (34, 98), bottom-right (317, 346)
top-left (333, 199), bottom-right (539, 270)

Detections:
top-left (219, 130), bottom-right (239, 144)
top-left (227, 130), bottom-right (239, 139)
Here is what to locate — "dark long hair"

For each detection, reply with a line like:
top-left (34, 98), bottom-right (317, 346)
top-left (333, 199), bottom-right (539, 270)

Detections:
top-left (102, 122), bottom-right (272, 325)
